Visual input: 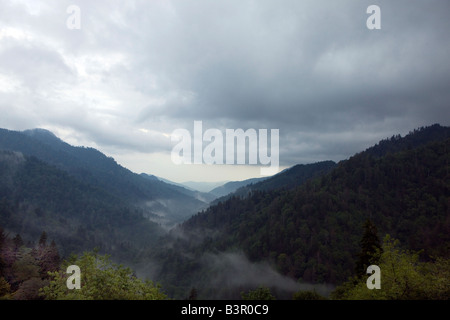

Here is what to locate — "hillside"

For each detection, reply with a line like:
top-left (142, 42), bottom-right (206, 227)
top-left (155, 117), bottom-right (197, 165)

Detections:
top-left (209, 161), bottom-right (337, 205)
top-left (149, 124), bottom-right (450, 299)
top-left (1, 124), bottom-right (448, 300)
top-left (0, 151), bottom-right (162, 261)
top-left (0, 128), bottom-right (209, 228)
top-left (141, 174), bottom-right (216, 204)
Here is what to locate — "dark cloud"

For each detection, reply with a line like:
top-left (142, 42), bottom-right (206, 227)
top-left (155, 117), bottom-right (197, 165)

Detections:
top-left (1, 0), bottom-right (449, 179)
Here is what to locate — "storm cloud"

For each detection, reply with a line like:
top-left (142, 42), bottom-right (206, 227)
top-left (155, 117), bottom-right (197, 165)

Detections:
top-left (1, 0), bottom-right (449, 181)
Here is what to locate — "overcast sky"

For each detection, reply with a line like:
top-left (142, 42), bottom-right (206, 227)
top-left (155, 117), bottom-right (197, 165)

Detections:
top-left (1, 0), bottom-right (449, 183)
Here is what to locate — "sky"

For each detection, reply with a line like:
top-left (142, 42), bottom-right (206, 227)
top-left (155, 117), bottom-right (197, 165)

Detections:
top-left (0, 0), bottom-right (449, 183)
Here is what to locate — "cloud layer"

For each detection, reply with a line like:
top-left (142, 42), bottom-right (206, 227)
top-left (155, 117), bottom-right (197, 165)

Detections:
top-left (1, 0), bottom-right (449, 181)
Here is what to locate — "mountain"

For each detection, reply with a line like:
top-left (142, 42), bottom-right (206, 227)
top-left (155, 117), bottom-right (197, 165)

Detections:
top-left (246, 161), bottom-right (337, 191)
top-left (2, 124), bottom-right (449, 300)
top-left (149, 124), bottom-right (450, 299)
top-left (0, 150), bottom-right (162, 261)
top-left (362, 123), bottom-right (450, 158)
top-left (140, 173), bottom-right (216, 205)
top-left (210, 160), bottom-right (337, 204)
top-left (181, 181), bottom-right (228, 193)
top-left (0, 128), bottom-right (209, 228)
top-left (209, 177), bottom-right (268, 198)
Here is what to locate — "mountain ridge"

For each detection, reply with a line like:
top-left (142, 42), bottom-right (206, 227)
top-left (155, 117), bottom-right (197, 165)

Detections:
top-left (149, 124), bottom-right (450, 299)
top-left (210, 160), bottom-right (337, 205)
top-left (0, 128), bottom-right (210, 228)
top-left (0, 149), bottom-right (163, 260)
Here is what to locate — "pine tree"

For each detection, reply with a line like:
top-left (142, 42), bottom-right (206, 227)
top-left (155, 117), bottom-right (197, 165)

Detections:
top-left (355, 219), bottom-right (382, 277)
top-left (36, 240), bottom-right (60, 279)
top-left (13, 234), bottom-right (23, 250)
top-left (188, 288), bottom-right (198, 300)
top-left (38, 231), bottom-right (47, 247)
top-left (241, 286), bottom-right (276, 300)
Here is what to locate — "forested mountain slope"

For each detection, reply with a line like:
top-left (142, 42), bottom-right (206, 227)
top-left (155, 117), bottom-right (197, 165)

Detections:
top-left (0, 151), bottom-right (163, 260)
top-left (0, 128), bottom-right (209, 227)
top-left (151, 124), bottom-right (450, 298)
top-left (210, 161), bottom-right (337, 205)
top-left (209, 177), bottom-right (268, 198)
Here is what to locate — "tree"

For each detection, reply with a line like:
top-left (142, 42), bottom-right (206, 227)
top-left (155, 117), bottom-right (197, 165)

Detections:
top-left (187, 287), bottom-right (198, 300)
top-left (12, 248), bottom-right (40, 283)
top-left (40, 250), bottom-right (167, 300)
top-left (332, 235), bottom-right (450, 300)
top-left (14, 278), bottom-right (48, 300)
top-left (355, 219), bottom-right (382, 278)
top-left (38, 231), bottom-right (47, 247)
top-left (293, 290), bottom-right (326, 300)
top-left (35, 240), bottom-right (60, 279)
top-left (12, 234), bottom-right (23, 250)
top-left (241, 286), bottom-right (276, 300)
top-left (0, 277), bottom-right (11, 300)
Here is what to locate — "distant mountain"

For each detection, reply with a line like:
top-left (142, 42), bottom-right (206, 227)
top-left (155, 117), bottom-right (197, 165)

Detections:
top-left (209, 177), bottom-right (268, 198)
top-left (150, 175), bottom-right (193, 189)
top-left (150, 124), bottom-right (450, 299)
top-left (140, 173), bottom-right (216, 204)
top-left (181, 181), bottom-right (228, 193)
top-left (0, 128), bottom-right (209, 228)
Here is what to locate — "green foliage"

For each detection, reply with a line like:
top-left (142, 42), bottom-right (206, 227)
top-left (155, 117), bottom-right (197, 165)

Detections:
top-left (292, 290), bottom-right (326, 300)
top-left (0, 229), bottom-right (61, 299)
top-left (14, 278), bottom-right (48, 300)
top-left (12, 247), bottom-right (40, 282)
top-left (241, 286), bottom-right (276, 300)
top-left (0, 277), bottom-right (11, 299)
top-left (1, 230), bottom-right (167, 300)
top-left (41, 250), bottom-right (167, 300)
top-left (332, 235), bottom-right (450, 300)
